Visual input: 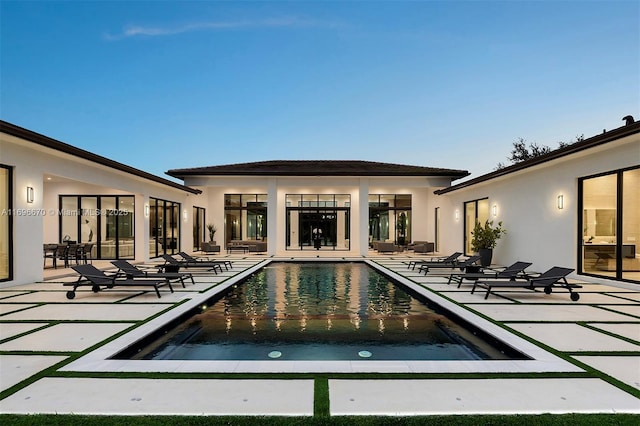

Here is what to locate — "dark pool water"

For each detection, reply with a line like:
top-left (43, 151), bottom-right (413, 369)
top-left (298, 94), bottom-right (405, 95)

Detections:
top-left (124, 262), bottom-right (524, 361)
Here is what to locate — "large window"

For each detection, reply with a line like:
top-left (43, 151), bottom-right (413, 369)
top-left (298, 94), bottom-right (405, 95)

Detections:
top-left (286, 194), bottom-right (350, 250)
top-left (193, 206), bottom-right (205, 251)
top-left (435, 207), bottom-right (440, 252)
top-left (369, 194), bottom-right (411, 246)
top-left (0, 165), bottom-right (12, 281)
top-left (224, 194), bottom-right (267, 246)
top-left (463, 198), bottom-right (489, 255)
top-left (579, 166), bottom-right (639, 283)
top-left (59, 195), bottom-right (135, 259)
top-left (149, 197), bottom-right (180, 258)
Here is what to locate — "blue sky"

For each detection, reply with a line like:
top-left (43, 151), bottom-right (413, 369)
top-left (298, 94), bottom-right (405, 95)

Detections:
top-left (2, 1), bottom-right (638, 182)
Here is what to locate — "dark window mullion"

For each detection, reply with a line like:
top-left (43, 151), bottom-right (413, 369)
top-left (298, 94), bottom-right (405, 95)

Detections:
top-left (616, 171), bottom-right (624, 280)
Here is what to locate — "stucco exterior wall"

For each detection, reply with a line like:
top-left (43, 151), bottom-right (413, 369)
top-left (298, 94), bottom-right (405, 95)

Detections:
top-left (437, 134), bottom-right (639, 279)
top-left (1, 134), bottom-right (204, 286)
top-left (187, 175), bottom-right (448, 256)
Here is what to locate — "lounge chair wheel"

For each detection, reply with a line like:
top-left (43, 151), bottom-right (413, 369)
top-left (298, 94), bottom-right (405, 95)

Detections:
top-left (66, 291), bottom-right (75, 300)
top-left (544, 286), bottom-right (552, 294)
top-left (571, 292), bottom-right (580, 301)
top-left (92, 285), bottom-right (100, 293)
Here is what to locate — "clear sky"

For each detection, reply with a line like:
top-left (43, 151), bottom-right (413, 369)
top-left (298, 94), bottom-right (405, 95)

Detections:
top-left (1, 1), bottom-right (638, 182)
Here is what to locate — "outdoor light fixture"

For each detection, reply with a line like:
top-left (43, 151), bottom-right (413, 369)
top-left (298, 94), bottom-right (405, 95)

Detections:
top-left (26, 186), bottom-right (34, 203)
top-left (183, 209), bottom-right (188, 221)
top-left (557, 194), bottom-right (564, 210)
top-left (492, 204), bottom-right (497, 217)
top-left (455, 210), bottom-right (459, 221)
top-left (144, 204), bottom-right (150, 217)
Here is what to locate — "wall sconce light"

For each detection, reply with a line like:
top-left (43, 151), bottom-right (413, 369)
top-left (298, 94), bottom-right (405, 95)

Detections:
top-left (144, 204), bottom-right (150, 217)
top-left (557, 194), bottom-right (564, 210)
top-left (492, 204), bottom-right (497, 217)
top-left (183, 209), bottom-right (188, 221)
top-left (454, 210), bottom-right (459, 221)
top-left (26, 186), bottom-right (34, 203)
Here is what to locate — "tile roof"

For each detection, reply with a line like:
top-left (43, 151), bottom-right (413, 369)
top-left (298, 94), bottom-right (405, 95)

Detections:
top-left (167, 160), bottom-right (470, 179)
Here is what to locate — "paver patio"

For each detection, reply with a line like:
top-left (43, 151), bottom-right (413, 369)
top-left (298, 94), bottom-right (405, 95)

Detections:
top-left (1, 254), bottom-right (638, 416)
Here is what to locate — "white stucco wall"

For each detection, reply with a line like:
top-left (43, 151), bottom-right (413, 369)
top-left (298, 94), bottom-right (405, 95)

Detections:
top-left (187, 175), bottom-right (450, 256)
top-left (1, 133), bottom-right (204, 287)
top-left (436, 134), bottom-right (640, 281)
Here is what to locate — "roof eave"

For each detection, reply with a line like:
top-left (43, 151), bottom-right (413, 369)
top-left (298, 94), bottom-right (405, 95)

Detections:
top-left (435, 122), bottom-right (640, 195)
top-left (1, 120), bottom-right (201, 195)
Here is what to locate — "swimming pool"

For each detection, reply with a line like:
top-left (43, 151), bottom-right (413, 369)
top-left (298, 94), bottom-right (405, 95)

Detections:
top-left (117, 262), bottom-right (526, 361)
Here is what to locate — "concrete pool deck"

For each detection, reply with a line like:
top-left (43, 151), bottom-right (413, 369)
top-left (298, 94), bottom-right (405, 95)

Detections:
top-left (0, 254), bottom-right (638, 416)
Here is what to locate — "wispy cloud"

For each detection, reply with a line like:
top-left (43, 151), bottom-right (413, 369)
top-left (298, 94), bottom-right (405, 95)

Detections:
top-left (104, 17), bottom-right (344, 40)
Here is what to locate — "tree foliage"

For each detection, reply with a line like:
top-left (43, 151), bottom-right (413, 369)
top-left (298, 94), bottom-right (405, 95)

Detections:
top-left (496, 134), bottom-right (584, 170)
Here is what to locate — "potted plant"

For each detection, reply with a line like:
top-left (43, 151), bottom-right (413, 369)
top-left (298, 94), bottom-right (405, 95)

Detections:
top-left (470, 220), bottom-right (506, 267)
top-left (206, 223), bottom-right (217, 243)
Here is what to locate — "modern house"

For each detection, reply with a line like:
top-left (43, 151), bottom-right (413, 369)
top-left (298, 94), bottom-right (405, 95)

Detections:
top-left (1, 117), bottom-right (638, 287)
top-left (166, 161), bottom-right (469, 256)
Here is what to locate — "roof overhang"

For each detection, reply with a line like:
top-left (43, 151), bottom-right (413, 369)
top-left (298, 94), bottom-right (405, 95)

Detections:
top-left (167, 160), bottom-right (470, 180)
top-left (0, 120), bottom-right (201, 195)
top-left (435, 121), bottom-right (640, 195)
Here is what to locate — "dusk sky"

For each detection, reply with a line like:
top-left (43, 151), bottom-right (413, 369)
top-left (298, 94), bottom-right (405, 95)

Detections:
top-left (1, 1), bottom-right (638, 182)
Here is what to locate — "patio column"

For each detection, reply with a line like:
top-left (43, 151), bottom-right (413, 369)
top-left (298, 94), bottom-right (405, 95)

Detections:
top-left (359, 178), bottom-right (369, 256)
top-left (267, 177), bottom-right (277, 255)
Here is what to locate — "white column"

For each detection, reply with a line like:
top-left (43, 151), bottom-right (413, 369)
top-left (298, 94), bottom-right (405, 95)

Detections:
top-left (359, 178), bottom-right (369, 256)
top-left (267, 178), bottom-right (278, 255)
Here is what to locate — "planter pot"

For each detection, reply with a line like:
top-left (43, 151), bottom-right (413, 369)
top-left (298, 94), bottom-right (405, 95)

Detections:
top-left (478, 248), bottom-right (493, 267)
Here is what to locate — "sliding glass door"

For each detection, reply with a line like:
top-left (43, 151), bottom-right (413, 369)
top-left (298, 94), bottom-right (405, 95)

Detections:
top-left (193, 206), bottom-right (205, 251)
top-left (0, 165), bottom-right (12, 281)
top-left (579, 166), bottom-right (639, 283)
top-left (59, 195), bottom-right (135, 259)
top-left (464, 198), bottom-right (489, 256)
top-left (149, 197), bottom-right (180, 258)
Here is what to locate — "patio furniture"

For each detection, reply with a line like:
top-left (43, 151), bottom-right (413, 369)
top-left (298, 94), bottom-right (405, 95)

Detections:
top-left (413, 242), bottom-right (435, 254)
top-left (227, 244), bottom-right (249, 254)
top-left (43, 244), bottom-right (59, 269)
top-left (419, 255), bottom-right (481, 275)
top-left (80, 243), bottom-right (94, 264)
top-left (56, 244), bottom-right (70, 268)
top-left (447, 261), bottom-right (533, 287)
top-left (200, 241), bottom-right (221, 254)
top-left (64, 243), bottom-right (84, 267)
top-left (161, 254), bottom-right (224, 274)
top-left (66, 264), bottom-right (171, 299)
top-left (407, 252), bottom-right (462, 270)
top-left (377, 242), bottom-right (402, 253)
top-left (471, 266), bottom-right (581, 301)
top-left (178, 252), bottom-right (232, 270)
top-left (111, 260), bottom-right (194, 287)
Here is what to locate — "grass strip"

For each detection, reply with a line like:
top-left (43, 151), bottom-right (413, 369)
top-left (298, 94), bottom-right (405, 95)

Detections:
top-left (314, 376), bottom-right (330, 417)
